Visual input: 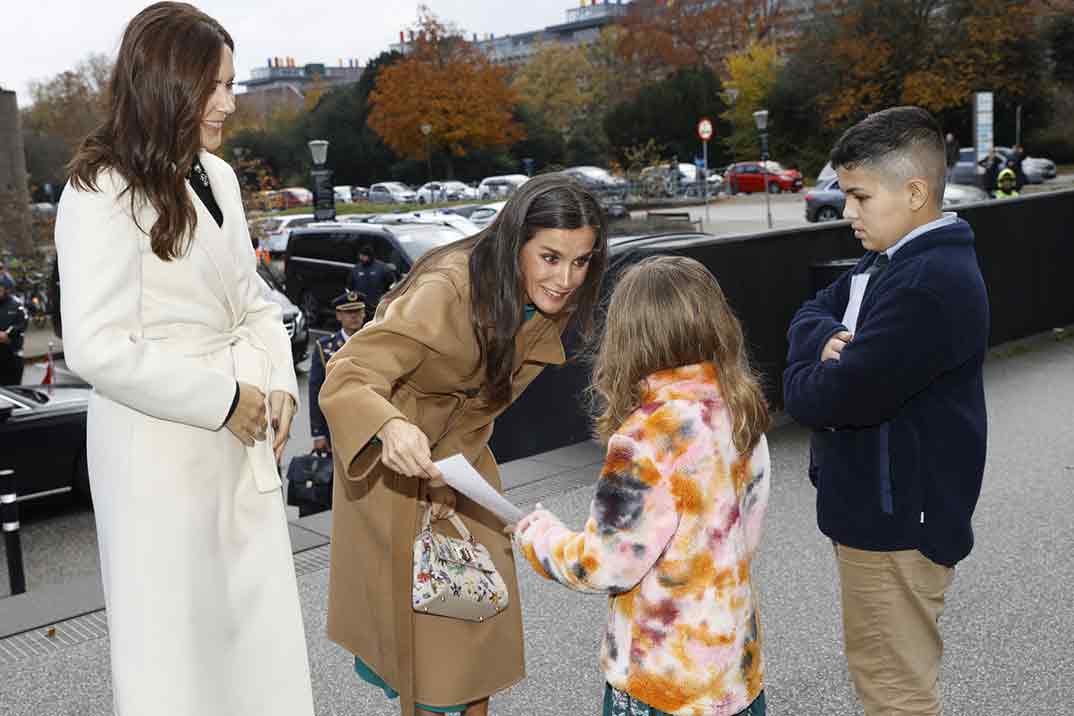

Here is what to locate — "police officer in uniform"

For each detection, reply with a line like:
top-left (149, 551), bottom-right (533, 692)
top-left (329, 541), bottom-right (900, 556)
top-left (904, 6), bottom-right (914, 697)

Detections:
top-left (0, 273), bottom-right (29, 386)
top-left (309, 290), bottom-right (366, 452)
top-left (345, 242), bottom-right (396, 318)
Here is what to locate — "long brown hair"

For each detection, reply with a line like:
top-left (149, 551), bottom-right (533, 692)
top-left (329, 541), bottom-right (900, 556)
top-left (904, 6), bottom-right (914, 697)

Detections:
top-left (67, 2), bottom-right (233, 261)
top-left (589, 255), bottom-right (770, 452)
top-left (384, 174), bottom-right (609, 406)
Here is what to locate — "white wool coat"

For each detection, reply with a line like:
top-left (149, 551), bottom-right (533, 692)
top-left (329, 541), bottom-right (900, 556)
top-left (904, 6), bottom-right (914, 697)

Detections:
top-left (55, 151), bottom-right (314, 716)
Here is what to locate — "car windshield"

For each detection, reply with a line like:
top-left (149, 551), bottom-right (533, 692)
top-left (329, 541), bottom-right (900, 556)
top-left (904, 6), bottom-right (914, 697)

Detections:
top-left (383, 183), bottom-right (409, 192)
top-left (444, 182), bottom-right (469, 190)
top-left (390, 224), bottom-right (467, 263)
top-left (256, 263), bottom-right (285, 292)
top-left (6, 386), bottom-right (51, 404)
top-left (763, 161), bottom-right (786, 172)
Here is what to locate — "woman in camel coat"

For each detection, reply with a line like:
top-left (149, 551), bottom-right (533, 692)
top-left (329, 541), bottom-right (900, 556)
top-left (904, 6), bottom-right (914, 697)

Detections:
top-left (319, 175), bottom-right (608, 716)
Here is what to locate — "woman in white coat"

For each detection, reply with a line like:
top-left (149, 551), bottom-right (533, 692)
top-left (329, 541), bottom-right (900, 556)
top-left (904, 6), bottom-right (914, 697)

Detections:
top-left (54, 3), bottom-right (314, 714)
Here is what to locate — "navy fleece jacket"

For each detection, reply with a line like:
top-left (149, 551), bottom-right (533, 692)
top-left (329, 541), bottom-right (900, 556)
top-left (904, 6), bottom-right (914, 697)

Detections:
top-left (783, 218), bottom-right (989, 566)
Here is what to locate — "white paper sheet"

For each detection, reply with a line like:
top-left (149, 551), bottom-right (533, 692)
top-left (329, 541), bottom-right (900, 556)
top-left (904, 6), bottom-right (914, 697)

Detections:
top-left (841, 272), bottom-right (871, 336)
top-left (434, 453), bottom-right (525, 525)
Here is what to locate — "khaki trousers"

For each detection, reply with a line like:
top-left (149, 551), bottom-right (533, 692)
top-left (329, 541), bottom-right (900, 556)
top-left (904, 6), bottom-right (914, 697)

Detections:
top-left (834, 544), bottom-right (955, 716)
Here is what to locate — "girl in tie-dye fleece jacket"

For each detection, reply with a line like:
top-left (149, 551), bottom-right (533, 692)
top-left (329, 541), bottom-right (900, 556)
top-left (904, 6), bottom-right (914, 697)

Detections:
top-left (515, 256), bottom-right (772, 716)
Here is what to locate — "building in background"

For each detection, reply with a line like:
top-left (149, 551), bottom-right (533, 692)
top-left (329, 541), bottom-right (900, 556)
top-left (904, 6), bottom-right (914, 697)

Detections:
top-left (391, 0), bottom-right (630, 67)
top-left (236, 57), bottom-right (363, 126)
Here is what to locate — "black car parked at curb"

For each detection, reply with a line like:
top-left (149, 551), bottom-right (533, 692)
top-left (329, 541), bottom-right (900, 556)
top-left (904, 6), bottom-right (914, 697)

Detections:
top-left (0, 384), bottom-right (91, 505)
top-left (283, 217), bottom-right (474, 330)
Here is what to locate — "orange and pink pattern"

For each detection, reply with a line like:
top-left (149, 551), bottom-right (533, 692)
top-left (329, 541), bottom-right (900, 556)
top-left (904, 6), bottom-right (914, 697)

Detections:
top-left (517, 362), bottom-right (770, 716)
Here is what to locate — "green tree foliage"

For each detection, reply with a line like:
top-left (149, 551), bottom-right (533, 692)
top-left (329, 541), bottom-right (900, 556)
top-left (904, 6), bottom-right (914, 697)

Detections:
top-left (721, 42), bottom-right (783, 161)
top-left (604, 68), bottom-right (730, 168)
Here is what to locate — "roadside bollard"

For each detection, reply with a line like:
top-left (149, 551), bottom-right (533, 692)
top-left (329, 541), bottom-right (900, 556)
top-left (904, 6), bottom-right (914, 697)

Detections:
top-left (1, 468), bottom-right (26, 595)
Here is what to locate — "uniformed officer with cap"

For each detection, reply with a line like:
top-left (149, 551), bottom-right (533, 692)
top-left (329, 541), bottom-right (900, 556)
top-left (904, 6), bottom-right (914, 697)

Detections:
top-left (346, 242), bottom-right (396, 317)
top-left (0, 272), bottom-right (29, 386)
top-left (309, 290), bottom-right (366, 451)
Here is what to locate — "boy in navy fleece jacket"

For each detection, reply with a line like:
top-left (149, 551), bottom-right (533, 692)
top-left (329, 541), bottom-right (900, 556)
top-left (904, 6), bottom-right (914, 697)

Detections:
top-left (783, 106), bottom-right (988, 716)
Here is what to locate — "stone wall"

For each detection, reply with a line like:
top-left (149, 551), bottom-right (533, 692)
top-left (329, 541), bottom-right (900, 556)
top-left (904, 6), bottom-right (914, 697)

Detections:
top-left (0, 89), bottom-right (33, 255)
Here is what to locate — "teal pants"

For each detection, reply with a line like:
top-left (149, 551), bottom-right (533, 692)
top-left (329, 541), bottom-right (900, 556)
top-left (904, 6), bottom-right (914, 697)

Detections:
top-left (603, 684), bottom-right (766, 716)
top-left (354, 656), bottom-right (470, 714)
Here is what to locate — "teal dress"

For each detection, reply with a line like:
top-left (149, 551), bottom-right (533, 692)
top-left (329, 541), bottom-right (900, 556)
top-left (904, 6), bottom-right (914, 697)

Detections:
top-left (353, 304), bottom-right (542, 713)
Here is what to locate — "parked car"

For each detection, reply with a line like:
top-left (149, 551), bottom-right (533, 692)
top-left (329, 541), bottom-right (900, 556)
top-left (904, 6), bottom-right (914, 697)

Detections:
top-left (368, 182), bottom-right (418, 204)
top-left (0, 384), bottom-right (91, 504)
top-left (468, 201), bottom-right (506, 229)
top-left (477, 174), bottom-right (528, 200)
top-left (28, 202), bottom-right (57, 219)
top-left (805, 177), bottom-right (989, 222)
top-left (724, 161), bottom-right (803, 194)
top-left (333, 185), bottom-right (355, 204)
top-left (351, 186), bottom-right (369, 202)
top-left (256, 262), bottom-right (309, 365)
top-left (284, 218), bottom-right (472, 328)
top-left (638, 163), bottom-right (717, 198)
top-left (261, 213), bottom-right (316, 255)
top-left (994, 146), bottom-right (1055, 184)
top-left (416, 181), bottom-right (480, 204)
top-left (438, 203), bottom-right (484, 220)
top-left (561, 166), bottom-right (629, 201)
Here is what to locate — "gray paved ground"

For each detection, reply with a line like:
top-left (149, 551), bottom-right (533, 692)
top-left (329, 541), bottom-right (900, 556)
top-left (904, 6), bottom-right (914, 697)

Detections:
top-left (3, 332), bottom-right (1073, 715)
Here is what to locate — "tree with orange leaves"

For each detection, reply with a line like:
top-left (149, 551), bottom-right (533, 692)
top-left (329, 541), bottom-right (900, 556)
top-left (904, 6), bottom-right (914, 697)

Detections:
top-left (804, 0), bottom-right (1047, 126)
top-left (368, 7), bottom-right (523, 176)
top-left (618, 0), bottom-right (786, 74)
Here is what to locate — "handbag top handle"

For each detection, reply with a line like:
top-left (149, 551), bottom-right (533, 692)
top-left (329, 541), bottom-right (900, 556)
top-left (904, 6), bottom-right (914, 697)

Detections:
top-left (419, 502), bottom-right (475, 543)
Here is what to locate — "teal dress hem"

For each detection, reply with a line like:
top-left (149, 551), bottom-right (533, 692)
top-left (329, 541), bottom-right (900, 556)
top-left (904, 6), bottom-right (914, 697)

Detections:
top-left (354, 656), bottom-right (469, 714)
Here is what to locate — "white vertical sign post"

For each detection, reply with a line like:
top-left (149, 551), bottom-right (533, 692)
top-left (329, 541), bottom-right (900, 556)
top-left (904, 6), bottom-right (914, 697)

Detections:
top-left (697, 117), bottom-right (714, 231)
top-left (973, 92), bottom-right (994, 169)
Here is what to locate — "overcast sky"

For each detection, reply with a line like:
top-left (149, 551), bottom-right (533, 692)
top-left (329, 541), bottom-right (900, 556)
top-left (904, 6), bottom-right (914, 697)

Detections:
top-left (2, 1), bottom-right (584, 106)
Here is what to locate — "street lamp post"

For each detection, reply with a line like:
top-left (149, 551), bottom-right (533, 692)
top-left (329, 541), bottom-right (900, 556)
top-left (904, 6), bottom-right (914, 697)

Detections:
top-left (721, 88), bottom-right (739, 194)
top-left (420, 123), bottom-right (433, 186)
top-left (753, 109), bottom-right (773, 230)
top-left (308, 140), bottom-right (335, 222)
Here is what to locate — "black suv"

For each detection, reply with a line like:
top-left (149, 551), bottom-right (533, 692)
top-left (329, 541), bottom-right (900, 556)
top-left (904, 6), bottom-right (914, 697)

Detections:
top-left (283, 218), bottom-right (473, 329)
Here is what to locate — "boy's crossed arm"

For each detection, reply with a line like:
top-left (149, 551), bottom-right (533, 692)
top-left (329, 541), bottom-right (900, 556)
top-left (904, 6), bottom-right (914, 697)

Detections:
top-left (784, 284), bottom-right (953, 430)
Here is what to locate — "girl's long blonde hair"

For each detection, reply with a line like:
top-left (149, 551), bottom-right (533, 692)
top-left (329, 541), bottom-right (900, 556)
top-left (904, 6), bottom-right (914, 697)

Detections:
top-left (589, 255), bottom-right (770, 452)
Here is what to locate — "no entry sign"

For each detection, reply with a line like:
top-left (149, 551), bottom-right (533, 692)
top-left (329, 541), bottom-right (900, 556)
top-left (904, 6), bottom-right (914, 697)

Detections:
top-left (697, 117), bottom-right (714, 141)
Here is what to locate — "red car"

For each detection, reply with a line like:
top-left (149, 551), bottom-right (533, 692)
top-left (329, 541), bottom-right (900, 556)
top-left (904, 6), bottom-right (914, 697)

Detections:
top-left (724, 161), bottom-right (804, 194)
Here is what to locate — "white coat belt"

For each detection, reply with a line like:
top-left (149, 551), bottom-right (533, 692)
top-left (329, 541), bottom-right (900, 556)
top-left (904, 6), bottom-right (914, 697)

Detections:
top-left (142, 319), bottom-right (282, 494)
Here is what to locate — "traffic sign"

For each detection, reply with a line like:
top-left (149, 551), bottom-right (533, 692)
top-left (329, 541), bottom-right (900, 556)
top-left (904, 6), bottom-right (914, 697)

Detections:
top-left (697, 117), bottom-right (714, 141)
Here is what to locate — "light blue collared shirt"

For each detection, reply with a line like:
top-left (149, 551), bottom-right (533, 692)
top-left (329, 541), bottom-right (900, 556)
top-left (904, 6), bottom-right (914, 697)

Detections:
top-left (885, 211), bottom-right (958, 259)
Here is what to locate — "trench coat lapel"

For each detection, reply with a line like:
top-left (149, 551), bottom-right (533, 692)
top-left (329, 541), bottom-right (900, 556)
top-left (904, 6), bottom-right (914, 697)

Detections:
top-left (187, 152), bottom-right (240, 322)
top-left (516, 314), bottom-right (567, 367)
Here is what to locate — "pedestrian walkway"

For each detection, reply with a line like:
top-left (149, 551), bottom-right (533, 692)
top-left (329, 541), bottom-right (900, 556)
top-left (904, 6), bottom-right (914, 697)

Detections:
top-left (2, 330), bottom-right (1072, 715)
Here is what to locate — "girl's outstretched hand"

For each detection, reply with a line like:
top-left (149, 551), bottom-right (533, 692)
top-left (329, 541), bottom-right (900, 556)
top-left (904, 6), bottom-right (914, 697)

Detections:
top-left (507, 503), bottom-right (550, 538)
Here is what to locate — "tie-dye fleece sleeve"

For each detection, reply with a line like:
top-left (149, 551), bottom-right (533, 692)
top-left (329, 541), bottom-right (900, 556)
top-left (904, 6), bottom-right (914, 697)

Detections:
top-left (740, 435), bottom-right (771, 559)
top-left (517, 433), bottom-right (681, 594)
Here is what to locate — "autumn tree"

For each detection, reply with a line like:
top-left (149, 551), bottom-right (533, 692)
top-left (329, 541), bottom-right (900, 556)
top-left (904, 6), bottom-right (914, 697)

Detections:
top-left (604, 67), bottom-right (731, 169)
top-left (618, 0), bottom-right (786, 74)
top-left (21, 53), bottom-right (113, 191)
top-left (721, 41), bottom-right (784, 160)
top-left (368, 7), bottom-right (523, 177)
top-left (512, 43), bottom-right (594, 147)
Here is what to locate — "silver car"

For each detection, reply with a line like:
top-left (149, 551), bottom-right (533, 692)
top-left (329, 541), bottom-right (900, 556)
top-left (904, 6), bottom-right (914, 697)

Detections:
top-left (805, 178), bottom-right (988, 222)
top-left (369, 182), bottom-right (418, 204)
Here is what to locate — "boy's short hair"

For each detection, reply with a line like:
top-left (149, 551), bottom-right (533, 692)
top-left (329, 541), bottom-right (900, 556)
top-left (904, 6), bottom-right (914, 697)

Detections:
top-left (830, 106), bottom-right (947, 207)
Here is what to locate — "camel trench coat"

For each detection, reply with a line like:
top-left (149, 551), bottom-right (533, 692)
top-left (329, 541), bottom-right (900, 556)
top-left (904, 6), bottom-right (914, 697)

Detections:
top-left (320, 250), bottom-right (567, 713)
top-left (54, 152), bottom-right (313, 715)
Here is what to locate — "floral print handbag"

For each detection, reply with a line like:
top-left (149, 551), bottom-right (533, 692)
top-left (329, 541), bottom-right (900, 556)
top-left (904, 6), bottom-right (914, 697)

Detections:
top-left (412, 503), bottom-right (509, 622)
